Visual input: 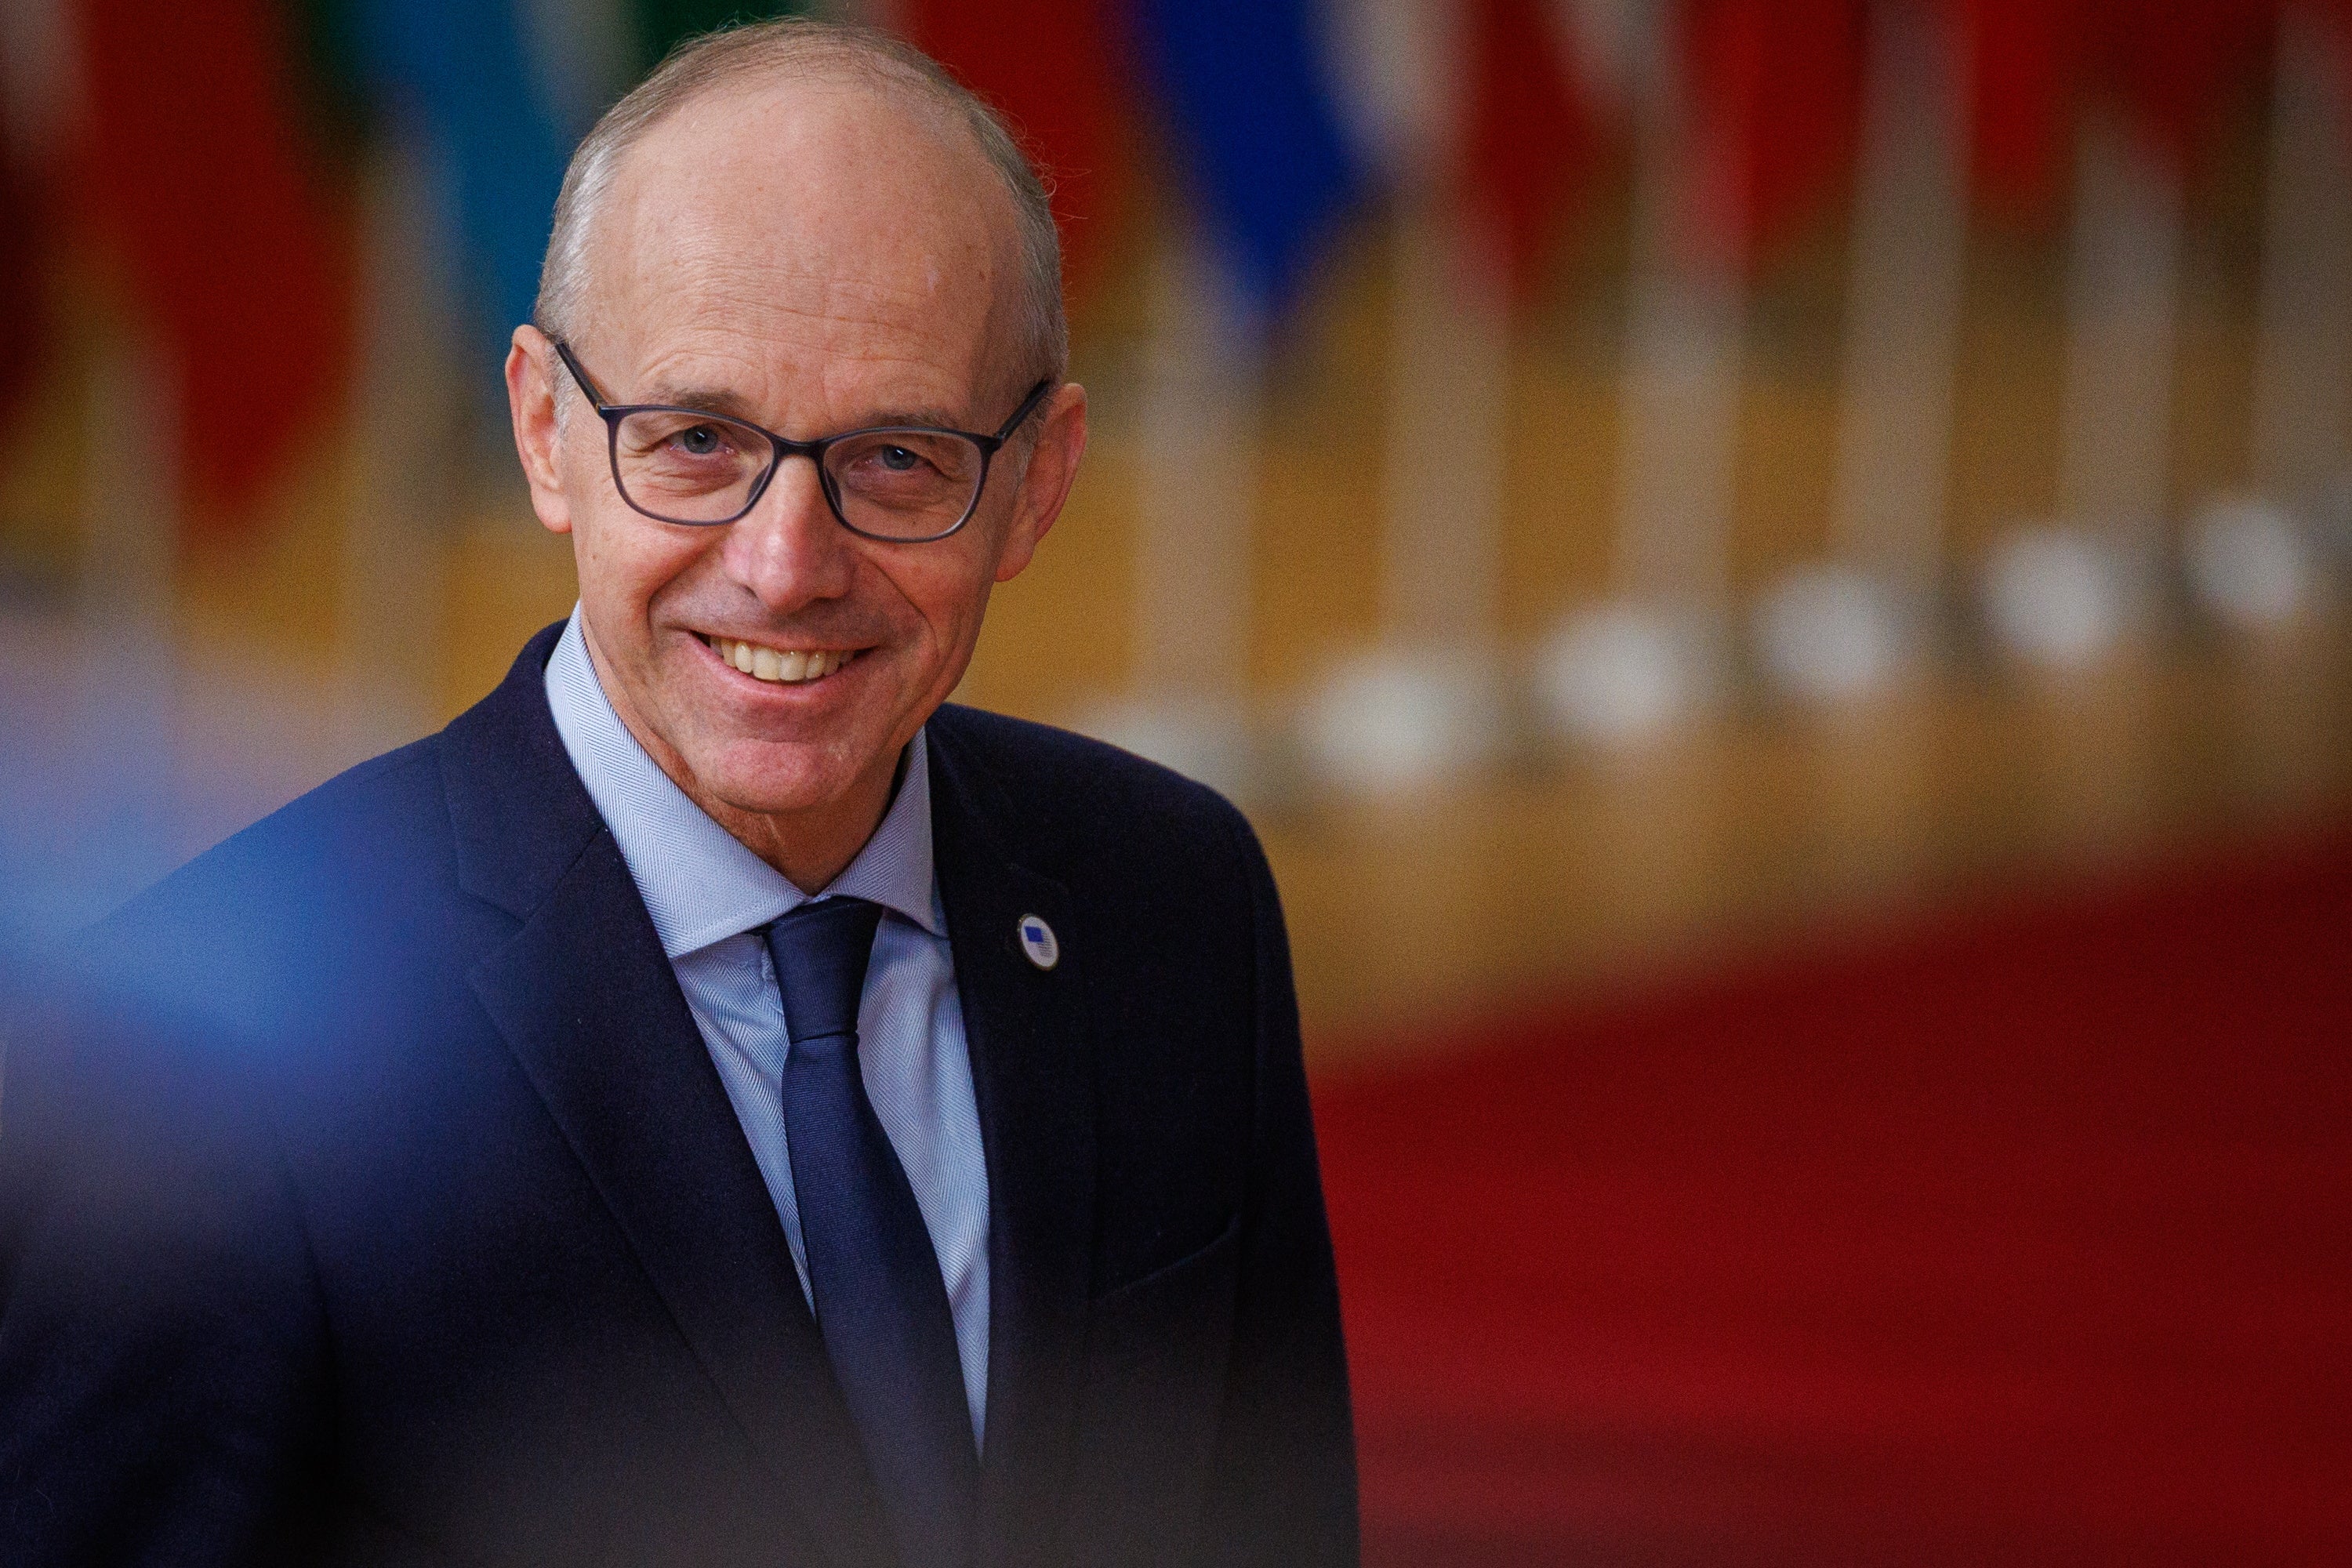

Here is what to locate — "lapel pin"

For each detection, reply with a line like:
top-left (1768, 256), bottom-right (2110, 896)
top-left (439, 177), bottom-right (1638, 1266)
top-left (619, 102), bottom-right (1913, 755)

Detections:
top-left (1017, 914), bottom-right (1059, 971)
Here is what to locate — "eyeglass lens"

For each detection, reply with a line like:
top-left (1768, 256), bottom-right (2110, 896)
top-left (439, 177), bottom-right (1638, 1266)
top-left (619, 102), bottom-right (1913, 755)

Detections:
top-left (613, 409), bottom-right (986, 536)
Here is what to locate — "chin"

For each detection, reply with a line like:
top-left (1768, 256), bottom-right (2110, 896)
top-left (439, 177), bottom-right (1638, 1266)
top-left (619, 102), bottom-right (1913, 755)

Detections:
top-left (695, 738), bottom-right (886, 818)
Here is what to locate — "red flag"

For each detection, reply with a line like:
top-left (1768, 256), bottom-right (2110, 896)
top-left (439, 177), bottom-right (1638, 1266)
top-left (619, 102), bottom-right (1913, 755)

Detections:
top-left (1958, 0), bottom-right (2082, 218)
top-left (71, 0), bottom-right (351, 526)
top-left (2089, 0), bottom-right (2276, 165)
top-left (1463, 0), bottom-right (1601, 303)
top-left (1959, 0), bottom-right (2278, 221)
top-left (0, 107), bottom-right (46, 436)
top-left (2333, 1), bottom-right (2352, 155)
top-left (1682, 0), bottom-right (1871, 270)
top-left (900, 0), bottom-right (1131, 299)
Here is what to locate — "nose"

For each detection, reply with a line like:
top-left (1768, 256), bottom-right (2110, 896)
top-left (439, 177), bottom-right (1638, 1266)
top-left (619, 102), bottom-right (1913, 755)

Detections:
top-left (720, 454), bottom-right (858, 612)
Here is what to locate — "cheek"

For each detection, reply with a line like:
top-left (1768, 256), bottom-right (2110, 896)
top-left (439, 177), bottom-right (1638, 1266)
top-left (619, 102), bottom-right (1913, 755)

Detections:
top-left (904, 517), bottom-right (1019, 630)
top-left (572, 522), bottom-right (640, 620)
top-left (897, 554), bottom-right (996, 643)
top-left (574, 509), bottom-right (703, 635)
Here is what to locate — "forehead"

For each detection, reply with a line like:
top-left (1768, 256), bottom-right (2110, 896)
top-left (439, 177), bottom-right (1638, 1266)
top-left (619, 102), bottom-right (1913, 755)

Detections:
top-left (586, 73), bottom-right (1022, 418)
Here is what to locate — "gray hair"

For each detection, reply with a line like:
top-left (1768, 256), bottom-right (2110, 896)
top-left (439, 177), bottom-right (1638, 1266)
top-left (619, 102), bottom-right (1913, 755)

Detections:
top-left (534, 17), bottom-right (1067, 389)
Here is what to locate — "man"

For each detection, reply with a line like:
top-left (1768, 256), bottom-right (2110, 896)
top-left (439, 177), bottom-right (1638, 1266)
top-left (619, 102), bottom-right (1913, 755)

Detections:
top-left (0, 21), bottom-right (1355, 1566)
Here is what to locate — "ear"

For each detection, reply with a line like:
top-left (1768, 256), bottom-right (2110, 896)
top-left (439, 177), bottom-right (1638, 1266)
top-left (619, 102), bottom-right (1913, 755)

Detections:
top-left (506, 325), bottom-right (575, 537)
top-left (992, 383), bottom-right (1088, 584)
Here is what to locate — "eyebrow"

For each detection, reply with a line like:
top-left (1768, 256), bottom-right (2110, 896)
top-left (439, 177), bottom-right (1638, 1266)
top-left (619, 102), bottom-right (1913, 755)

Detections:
top-left (635, 382), bottom-right (768, 422)
top-left (632, 382), bottom-right (971, 434)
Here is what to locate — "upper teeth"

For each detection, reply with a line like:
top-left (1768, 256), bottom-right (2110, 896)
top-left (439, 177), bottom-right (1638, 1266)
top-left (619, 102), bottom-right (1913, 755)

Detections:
top-left (712, 637), bottom-right (855, 684)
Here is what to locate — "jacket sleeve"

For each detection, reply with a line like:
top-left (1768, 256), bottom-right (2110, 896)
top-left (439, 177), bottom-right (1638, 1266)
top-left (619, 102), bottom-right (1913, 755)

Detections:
top-left (1198, 816), bottom-right (1360, 1568)
top-left (0, 986), bottom-right (333, 1565)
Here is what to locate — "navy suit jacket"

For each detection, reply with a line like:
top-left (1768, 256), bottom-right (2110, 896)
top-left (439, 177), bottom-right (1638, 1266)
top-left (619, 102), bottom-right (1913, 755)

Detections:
top-left (0, 623), bottom-right (1357, 1566)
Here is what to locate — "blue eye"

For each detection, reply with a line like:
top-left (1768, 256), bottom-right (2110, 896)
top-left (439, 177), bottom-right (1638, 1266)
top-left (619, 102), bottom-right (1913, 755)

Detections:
top-left (676, 425), bottom-right (724, 456)
top-left (877, 445), bottom-right (920, 472)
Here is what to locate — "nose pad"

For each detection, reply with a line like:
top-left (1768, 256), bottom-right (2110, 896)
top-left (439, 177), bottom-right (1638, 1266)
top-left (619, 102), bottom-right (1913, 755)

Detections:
top-left (723, 455), bottom-right (856, 608)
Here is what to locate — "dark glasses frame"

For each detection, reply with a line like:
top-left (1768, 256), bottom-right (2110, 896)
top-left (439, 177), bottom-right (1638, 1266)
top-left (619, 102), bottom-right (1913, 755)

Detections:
top-left (550, 337), bottom-right (1054, 543)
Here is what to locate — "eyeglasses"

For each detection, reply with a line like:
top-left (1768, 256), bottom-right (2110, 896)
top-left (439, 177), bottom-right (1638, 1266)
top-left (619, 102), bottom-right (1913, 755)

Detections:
top-left (550, 339), bottom-right (1054, 542)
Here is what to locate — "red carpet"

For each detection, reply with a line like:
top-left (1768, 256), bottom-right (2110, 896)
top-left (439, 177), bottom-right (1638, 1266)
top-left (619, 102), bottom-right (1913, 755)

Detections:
top-left (1313, 830), bottom-right (2352, 1565)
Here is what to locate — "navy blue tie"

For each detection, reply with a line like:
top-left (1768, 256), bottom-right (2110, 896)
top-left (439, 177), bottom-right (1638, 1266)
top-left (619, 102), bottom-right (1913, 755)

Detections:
top-left (768, 897), bottom-right (978, 1568)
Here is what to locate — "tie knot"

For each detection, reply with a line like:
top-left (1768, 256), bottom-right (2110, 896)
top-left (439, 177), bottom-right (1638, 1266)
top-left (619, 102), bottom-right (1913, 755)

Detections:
top-left (765, 896), bottom-right (885, 1047)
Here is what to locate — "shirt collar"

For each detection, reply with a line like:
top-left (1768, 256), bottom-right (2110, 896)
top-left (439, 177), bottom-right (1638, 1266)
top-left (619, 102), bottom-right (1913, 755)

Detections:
top-left (543, 607), bottom-right (942, 959)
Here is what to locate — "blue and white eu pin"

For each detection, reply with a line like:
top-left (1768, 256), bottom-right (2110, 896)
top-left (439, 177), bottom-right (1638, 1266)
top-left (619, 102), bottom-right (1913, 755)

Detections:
top-left (1017, 914), bottom-right (1058, 971)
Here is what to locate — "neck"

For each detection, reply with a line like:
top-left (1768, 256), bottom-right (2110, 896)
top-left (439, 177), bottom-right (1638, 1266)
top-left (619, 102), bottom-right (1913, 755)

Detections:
top-left (693, 750), bottom-right (905, 895)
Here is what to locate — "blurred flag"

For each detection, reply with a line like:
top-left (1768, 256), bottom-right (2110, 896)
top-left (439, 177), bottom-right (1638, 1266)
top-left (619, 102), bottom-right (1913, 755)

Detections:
top-left (1959, 0), bottom-right (2279, 220)
top-left (903, 0), bottom-right (1131, 292)
top-left (1956, 0), bottom-right (2078, 217)
top-left (0, 78), bottom-right (45, 434)
top-left (2337, 0), bottom-right (2352, 157)
top-left (71, 0), bottom-right (353, 522)
top-left (2091, 0), bottom-right (2276, 165)
top-left (1465, 0), bottom-right (1601, 301)
top-left (283, 0), bottom-right (374, 156)
top-left (1680, 0), bottom-right (1869, 267)
top-left (1131, 0), bottom-right (1366, 316)
top-left (353, 0), bottom-right (572, 380)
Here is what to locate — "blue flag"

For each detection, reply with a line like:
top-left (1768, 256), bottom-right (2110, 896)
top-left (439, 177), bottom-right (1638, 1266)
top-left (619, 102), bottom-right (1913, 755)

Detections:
top-left (355, 0), bottom-right (573, 385)
top-left (1131, 0), bottom-right (1366, 321)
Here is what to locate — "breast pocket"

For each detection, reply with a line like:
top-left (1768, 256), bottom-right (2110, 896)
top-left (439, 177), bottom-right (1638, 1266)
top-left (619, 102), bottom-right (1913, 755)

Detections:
top-left (1062, 1215), bottom-right (1243, 1567)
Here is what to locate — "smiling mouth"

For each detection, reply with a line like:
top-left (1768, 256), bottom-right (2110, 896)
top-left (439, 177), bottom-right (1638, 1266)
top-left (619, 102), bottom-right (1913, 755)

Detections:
top-left (700, 633), bottom-right (862, 685)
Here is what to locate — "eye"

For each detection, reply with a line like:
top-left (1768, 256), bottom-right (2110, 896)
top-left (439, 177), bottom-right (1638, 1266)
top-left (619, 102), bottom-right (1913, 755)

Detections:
top-left (876, 445), bottom-right (923, 473)
top-left (673, 424), bottom-right (727, 456)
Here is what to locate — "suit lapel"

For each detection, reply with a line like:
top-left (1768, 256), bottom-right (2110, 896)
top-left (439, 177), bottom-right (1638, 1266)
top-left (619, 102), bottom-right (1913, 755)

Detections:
top-left (927, 720), bottom-right (1098, 1567)
top-left (447, 627), bottom-right (895, 1568)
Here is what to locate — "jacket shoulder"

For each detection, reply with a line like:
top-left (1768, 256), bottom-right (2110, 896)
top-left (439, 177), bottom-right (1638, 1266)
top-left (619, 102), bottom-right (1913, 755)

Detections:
top-left (64, 734), bottom-right (460, 1039)
top-left (108, 616), bottom-right (575, 958)
top-left (109, 734), bottom-right (450, 935)
top-left (926, 704), bottom-right (1256, 865)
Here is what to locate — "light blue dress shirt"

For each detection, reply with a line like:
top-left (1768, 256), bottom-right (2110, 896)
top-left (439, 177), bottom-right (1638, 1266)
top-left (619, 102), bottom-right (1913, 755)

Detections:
top-left (543, 609), bottom-right (991, 1443)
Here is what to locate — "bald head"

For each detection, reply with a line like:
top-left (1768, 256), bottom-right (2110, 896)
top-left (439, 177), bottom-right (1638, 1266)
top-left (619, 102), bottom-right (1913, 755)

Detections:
top-left (535, 20), bottom-right (1066, 388)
